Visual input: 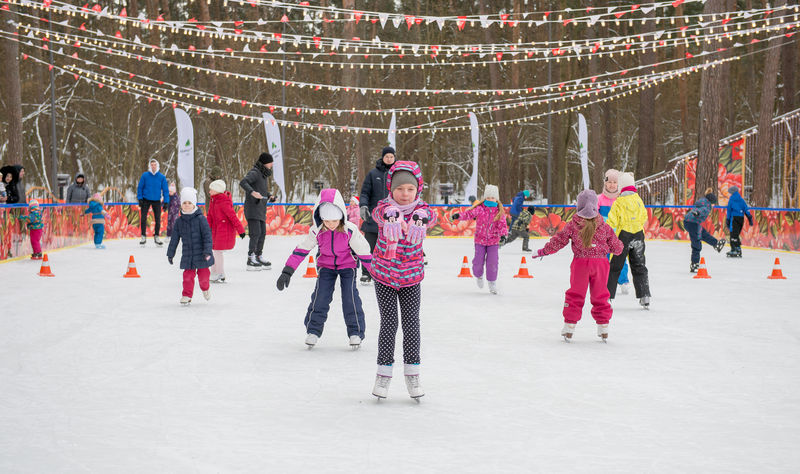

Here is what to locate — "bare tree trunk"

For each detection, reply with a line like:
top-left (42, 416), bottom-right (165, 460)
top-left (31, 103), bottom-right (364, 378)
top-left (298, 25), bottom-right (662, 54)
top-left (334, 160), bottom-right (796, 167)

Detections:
top-left (676, 4), bottom-right (690, 150)
top-left (781, 35), bottom-right (798, 113)
top-left (753, 0), bottom-right (788, 206)
top-left (587, 0), bottom-right (605, 190)
top-left (1, 4), bottom-right (23, 166)
top-left (636, 9), bottom-right (657, 180)
top-left (481, 0), bottom-right (512, 201)
top-left (695, 0), bottom-right (728, 200)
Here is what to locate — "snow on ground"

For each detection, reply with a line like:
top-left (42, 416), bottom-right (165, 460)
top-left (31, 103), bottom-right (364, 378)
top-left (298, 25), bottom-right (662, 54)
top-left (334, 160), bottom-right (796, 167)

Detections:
top-left (0, 236), bottom-right (798, 473)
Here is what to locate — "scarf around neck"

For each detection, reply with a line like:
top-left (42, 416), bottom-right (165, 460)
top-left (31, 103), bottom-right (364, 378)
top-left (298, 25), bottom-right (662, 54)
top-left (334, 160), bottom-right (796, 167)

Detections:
top-left (387, 196), bottom-right (421, 216)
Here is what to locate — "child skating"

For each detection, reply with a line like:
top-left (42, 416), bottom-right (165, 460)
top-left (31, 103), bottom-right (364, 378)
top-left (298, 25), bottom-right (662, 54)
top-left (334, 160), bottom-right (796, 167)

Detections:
top-left (370, 161), bottom-right (436, 400)
top-left (276, 188), bottom-right (373, 349)
top-left (606, 172), bottom-right (652, 308)
top-left (502, 205), bottom-right (533, 252)
top-left (84, 193), bottom-right (109, 249)
top-left (450, 185), bottom-right (508, 294)
top-left (17, 199), bottom-right (44, 259)
top-left (597, 169), bottom-right (631, 295)
top-left (166, 181), bottom-right (180, 240)
top-left (725, 185), bottom-right (753, 258)
top-left (166, 188), bottom-right (214, 305)
top-left (206, 180), bottom-right (246, 283)
top-left (534, 190), bottom-right (623, 342)
top-left (683, 187), bottom-right (726, 272)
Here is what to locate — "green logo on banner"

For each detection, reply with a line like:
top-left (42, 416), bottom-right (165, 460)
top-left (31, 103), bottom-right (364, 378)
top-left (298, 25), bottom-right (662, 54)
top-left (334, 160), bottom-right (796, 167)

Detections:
top-left (185, 139), bottom-right (191, 147)
top-left (271, 141), bottom-right (278, 149)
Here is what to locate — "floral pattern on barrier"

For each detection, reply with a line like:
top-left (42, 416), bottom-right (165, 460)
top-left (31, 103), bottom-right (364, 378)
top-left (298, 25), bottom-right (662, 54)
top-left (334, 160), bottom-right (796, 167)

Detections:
top-left (2, 204), bottom-right (798, 260)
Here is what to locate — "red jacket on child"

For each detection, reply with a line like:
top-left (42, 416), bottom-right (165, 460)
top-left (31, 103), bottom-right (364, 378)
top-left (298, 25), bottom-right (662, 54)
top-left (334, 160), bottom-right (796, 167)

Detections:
top-left (207, 191), bottom-right (245, 250)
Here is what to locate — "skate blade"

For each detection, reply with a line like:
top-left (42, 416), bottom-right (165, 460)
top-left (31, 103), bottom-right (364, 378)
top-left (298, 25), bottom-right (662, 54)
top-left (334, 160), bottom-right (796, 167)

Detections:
top-left (563, 335), bottom-right (572, 343)
top-left (350, 344), bottom-right (361, 350)
top-left (246, 267), bottom-right (262, 272)
top-left (411, 396), bottom-right (423, 403)
top-left (373, 394), bottom-right (387, 400)
top-left (306, 344), bottom-right (315, 350)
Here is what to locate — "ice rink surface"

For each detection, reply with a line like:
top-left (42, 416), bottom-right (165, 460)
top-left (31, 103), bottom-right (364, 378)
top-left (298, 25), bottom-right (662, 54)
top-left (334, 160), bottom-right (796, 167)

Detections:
top-left (1, 236), bottom-right (798, 473)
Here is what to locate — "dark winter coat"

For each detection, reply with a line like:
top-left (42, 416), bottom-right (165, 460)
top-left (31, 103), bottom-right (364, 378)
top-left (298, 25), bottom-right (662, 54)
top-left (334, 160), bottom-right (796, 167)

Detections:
top-left (66, 174), bottom-right (91, 203)
top-left (685, 195), bottom-right (715, 224)
top-left (1, 165), bottom-right (25, 204)
top-left (359, 158), bottom-right (392, 234)
top-left (239, 162), bottom-right (273, 221)
top-left (207, 191), bottom-right (245, 251)
top-left (167, 208), bottom-right (215, 270)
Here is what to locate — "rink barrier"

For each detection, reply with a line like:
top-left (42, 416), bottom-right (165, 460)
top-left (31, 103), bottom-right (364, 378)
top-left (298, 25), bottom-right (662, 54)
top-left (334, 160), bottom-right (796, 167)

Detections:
top-left (2, 202), bottom-right (799, 261)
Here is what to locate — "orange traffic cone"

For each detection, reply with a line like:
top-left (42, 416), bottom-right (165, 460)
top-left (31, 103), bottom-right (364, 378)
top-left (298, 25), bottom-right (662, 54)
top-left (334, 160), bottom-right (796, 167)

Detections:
top-left (123, 255), bottom-right (141, 278)
top-left (693, 257), bottom-right (711, 279)
top-left (38, 253), bottom-right (55, 277)
top-left (513, 257), bottom-right (534, 279)
top-left (303, 255), bottom-right (318, 278)
top-left (457, 256), bottom-right (473, 278)
top-left (767, 258), bottom-right (787, 280)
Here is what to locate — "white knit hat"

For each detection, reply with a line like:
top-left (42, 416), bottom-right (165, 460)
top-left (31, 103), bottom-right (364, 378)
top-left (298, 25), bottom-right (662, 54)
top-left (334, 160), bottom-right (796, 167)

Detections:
top-left (319, 202), bottom-right (343, 221)
top-left (180, 187), bottom-right (197, 206)
top-left (618, 172), bottom-right (635, 191)
top-left (209, 180), bottom-right (226, 194)
top-left (483, 184), bottom-right (500, 200)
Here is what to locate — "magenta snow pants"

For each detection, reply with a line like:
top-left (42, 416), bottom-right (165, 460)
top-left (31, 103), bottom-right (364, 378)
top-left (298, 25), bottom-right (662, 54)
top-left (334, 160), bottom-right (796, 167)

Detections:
top-left (563, 258), bottom-right (612, 325)
top-left (473, 243), bottom-right (499, 282)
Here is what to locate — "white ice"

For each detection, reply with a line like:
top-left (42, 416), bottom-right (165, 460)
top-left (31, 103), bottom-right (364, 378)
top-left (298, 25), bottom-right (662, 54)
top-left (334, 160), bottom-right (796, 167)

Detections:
top-left (1, 236), bottom-right (798, 473)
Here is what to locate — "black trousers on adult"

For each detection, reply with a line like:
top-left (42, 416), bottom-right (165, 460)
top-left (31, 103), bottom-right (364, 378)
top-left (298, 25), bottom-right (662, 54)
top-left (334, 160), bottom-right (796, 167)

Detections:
top-left (375, 282), bottom-right (421, 366)
top-left (607, 230), bottom-right (650, 299)
top-left (729, 216), bottom-right (744, 251)
top-left (362, 231), bottom-right (378, 276)
top-left (247, 219), bottom-right (266, 255)
top-left (140, 199), bottom-right (162, 236)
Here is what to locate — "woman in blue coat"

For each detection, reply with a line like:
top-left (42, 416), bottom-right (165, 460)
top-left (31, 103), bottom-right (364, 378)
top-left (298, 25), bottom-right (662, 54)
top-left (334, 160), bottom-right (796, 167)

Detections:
top-left (167, 187), bottom-right (215, 305)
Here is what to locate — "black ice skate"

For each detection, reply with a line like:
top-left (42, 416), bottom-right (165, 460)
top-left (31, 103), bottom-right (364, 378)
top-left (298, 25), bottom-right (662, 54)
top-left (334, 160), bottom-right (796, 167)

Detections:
top-left (255, 255), bottom-right (272, 269)
top-left (690, 262), bottom-right (699, 273)
top-left (639, 296), bottom-right (651, 310)
top-left (726, 248), bottom-right (742, 258)
top-left (714, 239), bottom-right (727, 253)
top-left (360, 273), bottom-right (372, 286)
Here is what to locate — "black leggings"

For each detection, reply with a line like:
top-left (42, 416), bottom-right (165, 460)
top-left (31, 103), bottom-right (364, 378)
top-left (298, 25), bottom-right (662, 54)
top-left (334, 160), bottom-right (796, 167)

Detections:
top-left (362, 231), bottom-right (378, 276)
top-left (140, 199), bottom-right (162, 236)
top-left (247, 219), bottom-right (266, 255)
top-left (375, 282), bottom-right (421, 366)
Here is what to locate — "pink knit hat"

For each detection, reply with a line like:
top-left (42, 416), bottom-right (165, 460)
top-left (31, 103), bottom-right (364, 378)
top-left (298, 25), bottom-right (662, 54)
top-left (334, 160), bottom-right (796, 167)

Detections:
top-left (575, 189), bottom-right (599, 219)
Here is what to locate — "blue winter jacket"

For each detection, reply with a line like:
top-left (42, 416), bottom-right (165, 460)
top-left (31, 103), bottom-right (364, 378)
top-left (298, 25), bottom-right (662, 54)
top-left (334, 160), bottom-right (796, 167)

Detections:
top-left (726, 191), bottom-right (752, 219)
top-left (685, 197), bottom-right (713, 224)
top-left (510, 191), bottom-right (528, 216)
top-left (167, 208), bottom-right (215, 270)
top-left (136, 171), bottom-right (170, 203)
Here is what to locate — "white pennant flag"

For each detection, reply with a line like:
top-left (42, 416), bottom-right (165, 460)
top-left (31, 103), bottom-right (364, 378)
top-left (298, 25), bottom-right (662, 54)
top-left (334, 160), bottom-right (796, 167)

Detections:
top-left (437, 18), bottom-right (445, 30)
top-left (464, 112), bottom-right (480, 204)
top-left (379, 13), bottom-right (389, 28)
top-left (577, 113), bottom-right (590, 190)
top-left (388, 112), bottom-right (397, 149)
top-left (479, 15), bottom-right (490, 28)
top-left (262, 112), bottom-right (286, 201)
top-left (392, 16), bottom-right (403, 28)
top-left (174, 108), bottom-right (195, 190)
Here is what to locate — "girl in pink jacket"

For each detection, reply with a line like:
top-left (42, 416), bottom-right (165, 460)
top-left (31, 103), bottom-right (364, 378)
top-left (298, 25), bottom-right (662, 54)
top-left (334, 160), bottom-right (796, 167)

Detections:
top-left (450, 184), bottom-right (508, 294)
top-left (534, 189), bottom-right (623, 342)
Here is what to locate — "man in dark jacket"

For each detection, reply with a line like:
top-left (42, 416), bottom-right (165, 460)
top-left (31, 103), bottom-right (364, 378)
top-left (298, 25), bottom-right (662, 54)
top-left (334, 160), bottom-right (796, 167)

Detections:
top-left (136, 159), bottom-right (170, 246)
top-left (358, 146), bottom-right (396, 284)
top-left (240, 152), bottom-right (277, 270)
top-left (66, 173), bottom-right (91, 203)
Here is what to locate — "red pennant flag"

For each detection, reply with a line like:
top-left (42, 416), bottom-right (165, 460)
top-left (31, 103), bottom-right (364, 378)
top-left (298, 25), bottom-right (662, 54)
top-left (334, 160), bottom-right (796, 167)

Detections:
top-left (260, 45), bottom-right (267, 52)
top-left (79, 23), bottom-right (87, 31)
top-left (74, 74), bottom-right (79, 80)
top-left (120, 8), bottom-right (127, 18)
top-left (92, 4), bottom-right (102, 13)
top-left (281, 14), bottom-right (289, 23)
top-left (1, 5), bottom-right (9, 10)
top-left (241, 100), bottom-right (247, 107)
top-left (496, 52), bottom-right (503, 61)
top-left (500, 13), bottom-right (510, 25)
top-left (147, 98), bottom-right (153, 103)
top-left (405, 16), bottom-right (415, 29)
top-left (43, 0), bottom-right (52, 8)
top-left (234, 21), bottom-right (244, 27)
top-left (188, 45), bottom-right (196, 51)
top-left (631, 4), bottom-right (640, 10)
top-left (22, 53), bottom-right (28, 60)
top-left (71, 52), bottom-right (78, 58)
top-left (129, 73), bottom-right (135, 78)
top-left (457, 16), bottom-right (467, 31)
top-left (354, 11), bottom-right (362, 23)
top-left (563, 18), bottom-right (573, 26)
top-left (269, 106), bottom-right (275, 113)
top-left (614, 11), bottom-right (627, 19)
top-left (115, 31), bottom-right (122, 38)
top-left (313, 37), bottom-right (321, 48)
top-left (98, 83), bottom-right (103, 88)
top-left (213, 95), bottom-right (220, 101)
top-left (48, 64), bottom-right (53, 71)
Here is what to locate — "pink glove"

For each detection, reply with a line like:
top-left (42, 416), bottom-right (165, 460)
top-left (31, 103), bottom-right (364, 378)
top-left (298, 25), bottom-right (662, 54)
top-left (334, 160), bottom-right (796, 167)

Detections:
top-left (382, 206), bottom-right (403, 242)
top-left (406, 210), bottom-right (429, 245)
top-left (533, 249), bottom-right (545, 261)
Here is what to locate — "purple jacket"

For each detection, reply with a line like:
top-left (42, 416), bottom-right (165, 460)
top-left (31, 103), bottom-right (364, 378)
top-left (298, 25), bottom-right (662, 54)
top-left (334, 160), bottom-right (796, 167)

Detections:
top-left (371, 161), bottom-right (437, 289)
top-left (459, 203), bottom-right (508, 246)
top-left (284, 188), bottom-right (372, 273)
